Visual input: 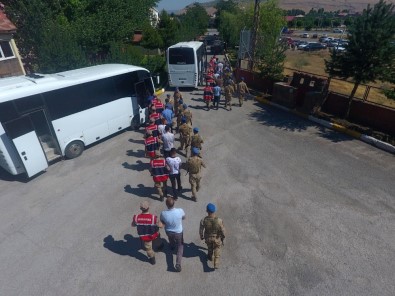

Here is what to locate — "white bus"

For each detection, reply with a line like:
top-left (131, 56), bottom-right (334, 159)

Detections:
top-left (0, 64), bottom-right (155, 178)
top-left (167, 41), bottom-right (206, 88)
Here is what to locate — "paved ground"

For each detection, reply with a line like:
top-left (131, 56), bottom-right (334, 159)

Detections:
top-left (0, 86), bottom-right (394, 296)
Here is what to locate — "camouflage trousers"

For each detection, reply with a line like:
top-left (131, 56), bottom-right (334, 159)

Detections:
top-left (225, 95), bottom-right (232, 110)
top-left (189, 173), bottom-right (201, 200)
top-left (206, 236), bottom-right (222, 268)
top-left (154, 180), bottom-right (168, 199)
top-left (239, 93), bottom-right (246, 106)
top-left (180, 135), bottom-right (190, 152)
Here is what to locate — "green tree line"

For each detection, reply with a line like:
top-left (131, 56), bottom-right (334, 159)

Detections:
top-left (3, 0), bottom-right (209, 74)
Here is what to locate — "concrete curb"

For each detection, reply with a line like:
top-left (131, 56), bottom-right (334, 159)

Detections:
top-left (255, 96), bottom-right (395, 155)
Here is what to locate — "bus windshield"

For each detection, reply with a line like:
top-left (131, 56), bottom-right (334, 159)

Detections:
top-left (168, 48), bottom-right (194, 65)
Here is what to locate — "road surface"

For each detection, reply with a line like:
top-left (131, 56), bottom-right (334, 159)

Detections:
top-left (0, 85), bottom-right (394, 296)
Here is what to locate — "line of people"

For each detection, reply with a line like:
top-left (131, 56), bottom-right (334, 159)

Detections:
top-left (205, 56), bottom-right (251, 111)
top-left (133, 88), bottom-right (225, 271)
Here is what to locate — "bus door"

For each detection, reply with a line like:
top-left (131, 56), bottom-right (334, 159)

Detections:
top-left (135, 81), bottom-right (149, 125)
top-left (3, 116), bottom-right (48, 177)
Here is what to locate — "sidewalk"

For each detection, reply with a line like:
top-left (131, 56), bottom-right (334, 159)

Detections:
top-left (255, 95), bottom-right (395, 155)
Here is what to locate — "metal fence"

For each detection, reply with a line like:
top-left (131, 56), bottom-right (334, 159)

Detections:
top-left (283, 67), bottom-right (395, 110)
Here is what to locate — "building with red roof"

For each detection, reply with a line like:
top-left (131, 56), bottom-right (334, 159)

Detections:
top-left (0, 7), bottom-right (25, 77)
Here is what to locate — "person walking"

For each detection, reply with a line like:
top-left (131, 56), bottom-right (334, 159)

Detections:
top-left (186, 147), bottom-right (206, 202)
top-left (162, 125), bottom-right (175, 159)
top-left (178, 118), bottom-right (192, 156)
top-left (150, 152), bottom-right (169, 201)
top-left (162, 104), bottom-right (174, 132)
top-left (166, 148), bottom-right (182, 199)
top-left (132, 201), bottom-right (164, 265)
top-left (160, 198), bottom-right (185, 272)
top-left (146, 118), bottom-right (160, 144)
top-left (212, 83), bottom-right (221, 110)
top-left (152, 96), bottom-right (164, 114)
top-left (199, 203), bottom-right (225, 269)
top-left (176, 99), bottom-right (185, 130)
top-left (144, 130), bottom-right (159, 159)
top-left (237, 77), bottom-right (250, 107)
top-left (181, 104), bottom-right (193, 126)
top-left (190, 127), bottom-right (203, 155)
top-left (203, 84), bottom-right (213, 111)
top-left (224, 83), bottom-right (235, 111)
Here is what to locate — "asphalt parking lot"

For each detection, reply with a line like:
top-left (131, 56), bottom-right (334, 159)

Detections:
top-left (0, 86), bottom-right (394, 296)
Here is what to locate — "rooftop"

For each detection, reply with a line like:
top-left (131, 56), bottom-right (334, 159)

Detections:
top-left (0, 9), bottom-right (16, 33)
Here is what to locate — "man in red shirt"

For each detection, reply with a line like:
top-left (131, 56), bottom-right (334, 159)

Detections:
top-left (132, 201), bottom-right (163, 265)
top-left (150, 152), bottom-right (169, 201)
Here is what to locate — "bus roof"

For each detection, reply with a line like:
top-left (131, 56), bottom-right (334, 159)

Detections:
top-left (168, 41), bottom-right (204, 51)
top-left (0, 64), bottom-right (148, 103)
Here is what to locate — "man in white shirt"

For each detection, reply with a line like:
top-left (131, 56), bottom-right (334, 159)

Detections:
top-left (160, 198), bottom-right (185, 272)
top-left (166, 148), bottom-right (182, 199)
top-left (162, 125), bottom-right (175, 158)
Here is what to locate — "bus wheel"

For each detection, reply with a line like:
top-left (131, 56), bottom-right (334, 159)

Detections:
top-left (131, 115), bottom-right (140, 130)
top-left (65, 141), bottom-right (84, 159)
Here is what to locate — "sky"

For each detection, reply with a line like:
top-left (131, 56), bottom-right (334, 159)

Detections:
top-left (157, 0), bottom-right (214, 12)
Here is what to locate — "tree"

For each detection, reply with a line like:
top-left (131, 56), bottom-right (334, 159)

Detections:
top-left (4, 0), bottom-right (159, 72)
top-left (255, 0), bottom-right (287, 80)
top-left (325, 0), bottom-right (395, 118)
top-left (157, 10), bottom-right (179, 49)
top-left (140, 25), bottom-right (164, 50)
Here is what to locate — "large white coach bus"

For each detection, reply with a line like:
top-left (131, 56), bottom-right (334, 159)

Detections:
top-left (166, 41), bottom-right (206, 88)
top-left (0, 64), bottom-right (155, 177)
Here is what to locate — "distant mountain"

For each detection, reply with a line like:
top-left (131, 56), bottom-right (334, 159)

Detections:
top-left (178, 0), bottom-right (395, 14)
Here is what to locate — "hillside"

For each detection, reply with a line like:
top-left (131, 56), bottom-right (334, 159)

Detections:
top-left (184, 0), bottom-right (395, 14)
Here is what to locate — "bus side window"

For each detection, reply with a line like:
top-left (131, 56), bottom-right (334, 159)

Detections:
top-left (43, 85), bottom-right (86, 120)
top-left (113, 73), bottom-right (137, 98)
top-left (0, 101), bottom-right (19, 123)
top-left (14, 95), bottom-right (44, 115)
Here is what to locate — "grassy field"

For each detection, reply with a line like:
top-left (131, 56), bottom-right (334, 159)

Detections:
top-left (284, 50), bottom-right (395, 109)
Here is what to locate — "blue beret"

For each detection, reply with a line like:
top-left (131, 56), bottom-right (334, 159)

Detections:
top-left (193, 127), bottom-right (199, 133)
top-left (181, 117), bottom-right (186, 123)
top-left (192, 147), bottom-right (200, 155)
top-left (207, 203), bottom-right (216, 213)
top-left (183, 103), bottom-right (187, 109)
top-left (179, 99), bottom-right (183, 104)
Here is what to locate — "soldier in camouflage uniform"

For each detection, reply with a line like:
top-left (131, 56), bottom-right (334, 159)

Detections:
top-left (190, 127), bottom-right (203, 156)
top-left (199, 203), bottom-right (225, 269)
top-left (186, 147), bottom-right (206, 202)
top-left (237, 77), bottom-right (250, 107)
top-left (176, 99), bottom-right (184, 130)
top-left (224, 83), bottom-right (235, 111)
top-left (178, 117), bottom-right (192, 156)
top-left (181, 104), bottom-right (193, 126)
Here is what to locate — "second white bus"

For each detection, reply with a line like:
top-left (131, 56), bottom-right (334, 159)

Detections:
top-left (167, 41), bottom-right (206, 88)
top-left (0, 64), bottom-right (155, 178)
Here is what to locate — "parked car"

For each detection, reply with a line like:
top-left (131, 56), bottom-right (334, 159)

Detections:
top-left (211, 40), bottom-right (225, 54)
top-left (297, 41), bottom-right (309, 50)
top-left (312, 33), bottom-right (318, 38)
top-left (303, 42), bottom-right (326, 51)
top-left (301, 33), bottom-right (310, 38)
top-left (333, 28), bottom-right (344, 34)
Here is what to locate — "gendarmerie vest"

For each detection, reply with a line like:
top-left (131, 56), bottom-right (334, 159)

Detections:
top-left (203, 86), bottom-right (213, 102)
top-left (145, 136), bottom-right (158, 158)
top-left (133, 213), bottom-right (159, 241)
top-left (150, 158), bottom-right (169, 182)
top-left (146, 123), bottom-right (159, 138)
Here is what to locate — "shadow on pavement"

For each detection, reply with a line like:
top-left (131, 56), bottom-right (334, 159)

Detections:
top-left (126, 149), bottom-right (145, 158)
top-left (122, 160), bottom-right (149, 172)
top-left (124, 184), bottom-right (160, 201)
top-left (103, 234), bottom-right (147, 263)
top-left (183, 242), bottom-right (214, 272)
top-left (249, 103), bottom-right (353, 143)
top-left (128, 138), bottom-right (145, 145)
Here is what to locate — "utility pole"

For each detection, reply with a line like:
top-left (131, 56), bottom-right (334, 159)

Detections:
top-left (249, 0), bottom-right (261, 71)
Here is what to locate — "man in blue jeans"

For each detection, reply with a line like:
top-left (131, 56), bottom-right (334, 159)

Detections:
top-left (212, 83), bottom-right (221, 110)
top-left (160, 198), bottom-right (185, 272)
